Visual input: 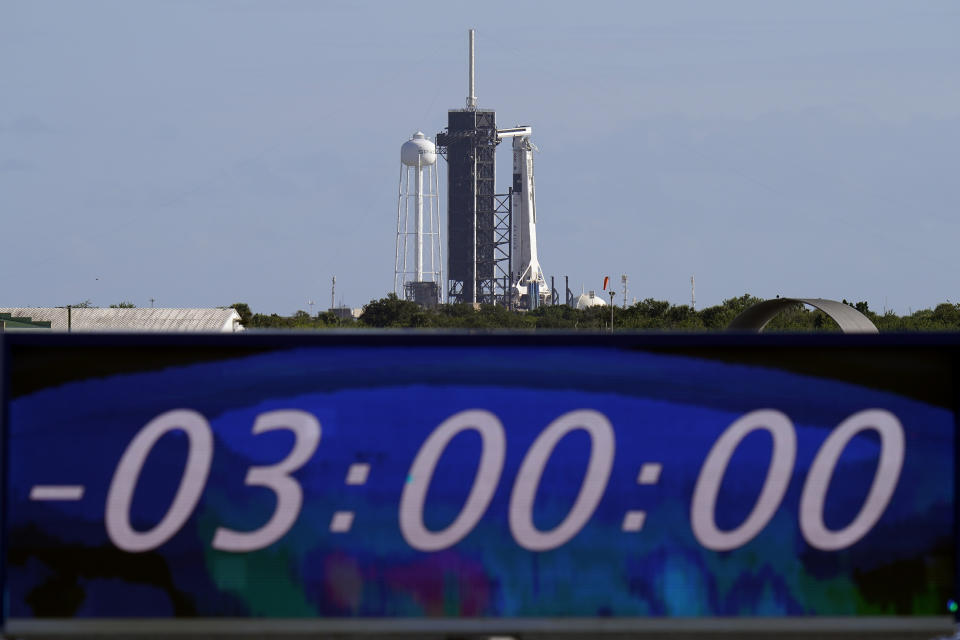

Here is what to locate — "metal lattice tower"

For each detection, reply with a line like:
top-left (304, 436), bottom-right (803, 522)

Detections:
top-left (394, 132), bottom-right (442, 306)
top-left (436, 30), bottom-right (510, 305)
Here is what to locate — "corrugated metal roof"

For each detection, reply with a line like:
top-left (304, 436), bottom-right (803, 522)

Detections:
top-left (0, 308), bottom-right (243, 332)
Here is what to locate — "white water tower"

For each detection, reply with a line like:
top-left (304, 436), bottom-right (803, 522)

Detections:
top-left (394, 131), bottom-right (442, 305)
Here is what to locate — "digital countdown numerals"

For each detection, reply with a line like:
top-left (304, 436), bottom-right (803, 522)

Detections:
top-left (398, 409), bottom-right (614, 552)
top-left (401, 408), bottom-right (905, 553)
top-left (97, 406), bottom-right (904, 555)
top-left (105, 409), bottom-right (320, 553)
top-left (690, 408), bottom-right (904, 552)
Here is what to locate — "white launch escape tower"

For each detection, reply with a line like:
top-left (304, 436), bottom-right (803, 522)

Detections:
top-left (394, 131), bottom-right (442, 304)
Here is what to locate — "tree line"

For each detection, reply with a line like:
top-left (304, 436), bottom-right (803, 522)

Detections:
top-left (231, 295), bottom-right (960, 332)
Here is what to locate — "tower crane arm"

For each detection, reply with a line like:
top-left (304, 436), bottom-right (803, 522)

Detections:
top-left (496, 126), bottom-right (532, 139)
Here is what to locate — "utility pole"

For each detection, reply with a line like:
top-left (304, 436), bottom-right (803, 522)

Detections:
top-left (691, 275), bottom-right (696, 310)
top-left (331, 276), bottom-right (336, 310)
top-left (621, 274), bottom-right (628, 309)
top-left (609, 291), bottom-right (616, 332)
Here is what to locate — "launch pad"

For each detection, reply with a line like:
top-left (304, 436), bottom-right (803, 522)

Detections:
top-left (395, 30), bottom-right (550, 310)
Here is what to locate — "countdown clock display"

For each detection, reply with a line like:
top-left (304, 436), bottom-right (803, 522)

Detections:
top-left (0, 334), bottom-right (955, 632)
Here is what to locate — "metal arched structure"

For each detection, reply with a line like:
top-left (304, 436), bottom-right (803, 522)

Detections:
top-left (727, 298), bottom-right (878, 333)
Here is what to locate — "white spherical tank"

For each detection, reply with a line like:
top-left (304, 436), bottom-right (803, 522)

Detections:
top-left (401, 131), bottom-right (436, 167)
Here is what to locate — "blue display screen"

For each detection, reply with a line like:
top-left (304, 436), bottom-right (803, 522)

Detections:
top-left (1, 335), bottom-right (955, 624)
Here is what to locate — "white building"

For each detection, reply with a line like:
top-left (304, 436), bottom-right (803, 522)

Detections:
top-left (571, 291), bottom-right (608, 310)
top-left (0, 308), bottom-right (243, 332)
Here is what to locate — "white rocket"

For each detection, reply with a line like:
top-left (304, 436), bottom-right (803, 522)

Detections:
top-left (497, 126), bottom-right (548, 306)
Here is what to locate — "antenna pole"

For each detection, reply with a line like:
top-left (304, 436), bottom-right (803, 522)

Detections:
top-left (467, 29), bottom-right (477, 110)
top-left (331, 275), bottom-right (336, 310)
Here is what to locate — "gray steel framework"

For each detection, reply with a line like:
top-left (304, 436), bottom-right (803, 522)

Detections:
top-left (472, 136), bottom-right (496, 304)
top-left (437, 109), bottom-right (511, 306)
top-left (482, 189), bottom-right (512, 307)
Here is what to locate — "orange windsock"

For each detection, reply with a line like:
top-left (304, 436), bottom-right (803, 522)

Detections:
top-left (603, 276), bottom-right (609, 290)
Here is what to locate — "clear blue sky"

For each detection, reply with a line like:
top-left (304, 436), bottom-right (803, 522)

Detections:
top-left (2, 1), bottom-right (957, 314)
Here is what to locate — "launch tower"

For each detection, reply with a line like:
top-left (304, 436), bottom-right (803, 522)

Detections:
top-left (436, 30), bottom-right (511, 305)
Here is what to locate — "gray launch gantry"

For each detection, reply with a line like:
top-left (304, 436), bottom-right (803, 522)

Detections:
top-left (435, 30), bottom-right (548, 309)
